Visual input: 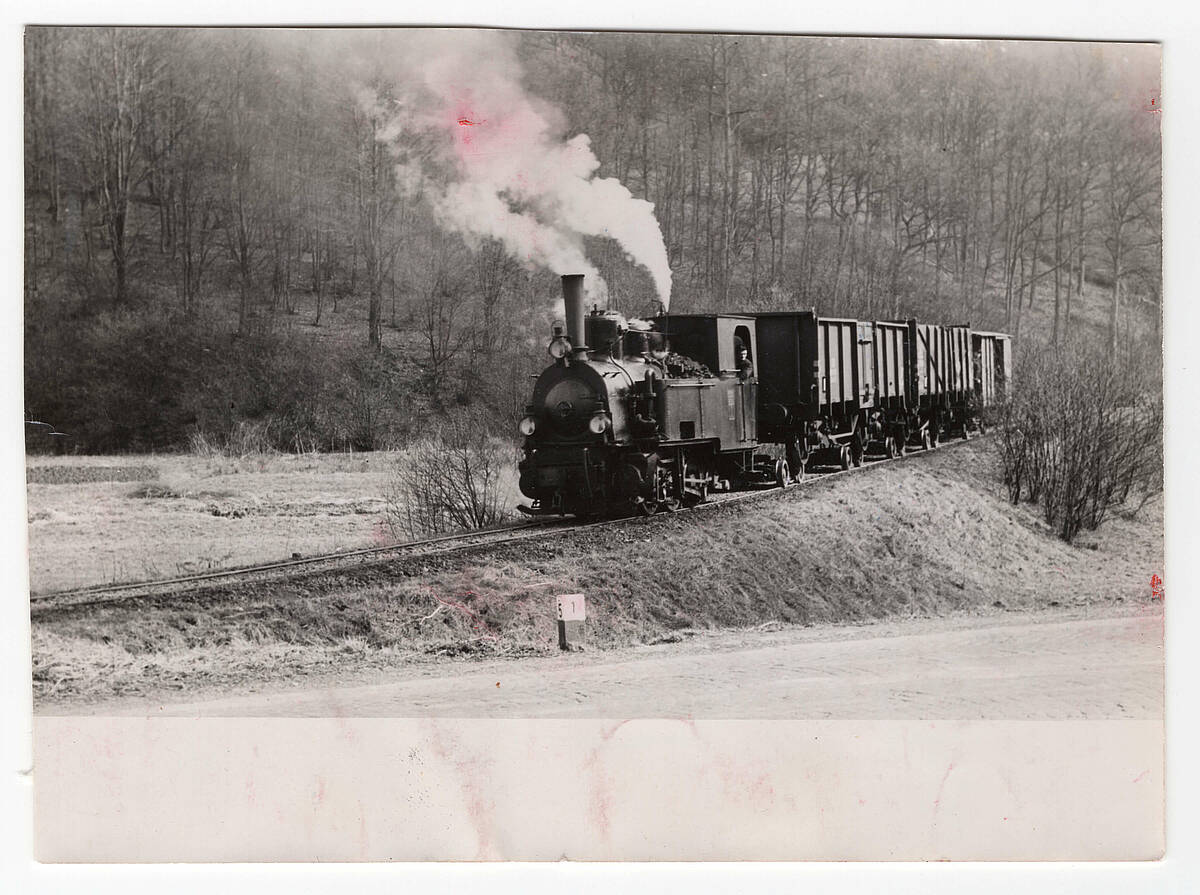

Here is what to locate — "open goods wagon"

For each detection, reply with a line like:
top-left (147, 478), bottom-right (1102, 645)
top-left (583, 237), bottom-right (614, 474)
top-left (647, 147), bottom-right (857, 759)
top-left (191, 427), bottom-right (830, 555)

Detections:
top-left (902, 320), bottom-right (977, 441)
top-left (753, 310), bottom-right (875, 471)
top-left (971, 331), bottom-right (1013, 426)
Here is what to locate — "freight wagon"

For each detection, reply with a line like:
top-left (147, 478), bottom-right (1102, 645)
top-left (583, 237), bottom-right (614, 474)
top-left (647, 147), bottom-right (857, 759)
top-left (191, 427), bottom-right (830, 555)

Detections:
top-left (971, 330), bottom-right (1013, 429)
top-left (753, 310), bottom-right (874, 472)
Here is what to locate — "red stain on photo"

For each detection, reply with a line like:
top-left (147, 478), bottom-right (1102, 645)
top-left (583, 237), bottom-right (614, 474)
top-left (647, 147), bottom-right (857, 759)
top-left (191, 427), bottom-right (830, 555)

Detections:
top-left (933, 761), bottom-right (956, 812)
top-left (427, 588), bottom-right (501, 641)
top-left (370, 519), bottom-right (393, 547)
top-left (1150, 574), bottom-right (1164, 600)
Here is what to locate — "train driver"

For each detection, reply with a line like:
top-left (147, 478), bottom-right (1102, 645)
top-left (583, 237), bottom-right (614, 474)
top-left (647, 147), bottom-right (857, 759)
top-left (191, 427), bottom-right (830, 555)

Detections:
top-left (734, 336), bottom-right (754, 380)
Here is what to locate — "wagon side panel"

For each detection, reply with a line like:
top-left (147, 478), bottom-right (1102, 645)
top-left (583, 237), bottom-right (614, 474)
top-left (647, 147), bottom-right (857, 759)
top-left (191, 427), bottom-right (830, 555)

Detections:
top-left (873, 321), bottom-right (908, 409)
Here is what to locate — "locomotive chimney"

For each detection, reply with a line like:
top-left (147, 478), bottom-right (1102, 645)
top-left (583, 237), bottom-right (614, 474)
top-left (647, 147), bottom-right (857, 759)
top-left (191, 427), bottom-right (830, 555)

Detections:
top-left (561, 274), bottom-right (587, 350)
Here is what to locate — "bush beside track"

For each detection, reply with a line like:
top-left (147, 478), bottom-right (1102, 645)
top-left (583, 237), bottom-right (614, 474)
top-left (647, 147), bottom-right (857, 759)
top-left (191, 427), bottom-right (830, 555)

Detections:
top-left (31, 439), bottom-right (1163, 706)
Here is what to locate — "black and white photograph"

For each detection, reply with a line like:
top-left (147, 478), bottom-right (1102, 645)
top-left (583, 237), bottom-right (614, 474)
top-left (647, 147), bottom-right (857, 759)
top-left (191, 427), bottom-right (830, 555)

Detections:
top-left (16, 17), bottom-right (1174, 869)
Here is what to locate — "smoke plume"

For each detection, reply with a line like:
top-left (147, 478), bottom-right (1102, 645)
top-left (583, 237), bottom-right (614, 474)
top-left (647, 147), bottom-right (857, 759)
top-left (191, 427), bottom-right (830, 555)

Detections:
top-left (374, 31), bottom-right (672, 308)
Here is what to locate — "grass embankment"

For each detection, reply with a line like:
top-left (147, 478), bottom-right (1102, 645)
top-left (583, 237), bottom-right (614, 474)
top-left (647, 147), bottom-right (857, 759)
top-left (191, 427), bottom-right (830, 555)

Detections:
top-left (31, 440), bottom-right (1163, 706)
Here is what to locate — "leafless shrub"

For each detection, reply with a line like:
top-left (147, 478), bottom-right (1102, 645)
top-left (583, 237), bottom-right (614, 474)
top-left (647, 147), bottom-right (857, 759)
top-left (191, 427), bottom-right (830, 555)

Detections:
top-left (998, 339), bottom-right (1162, 542)
top-left (387, 411), bottom-right (515, 539)
top-left (187, 421), bottom-right (278, 458)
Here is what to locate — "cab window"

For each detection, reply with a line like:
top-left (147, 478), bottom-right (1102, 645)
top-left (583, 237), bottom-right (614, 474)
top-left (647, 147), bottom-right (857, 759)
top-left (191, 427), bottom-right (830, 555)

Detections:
top-left (733, 325), bottom-right (754, 377)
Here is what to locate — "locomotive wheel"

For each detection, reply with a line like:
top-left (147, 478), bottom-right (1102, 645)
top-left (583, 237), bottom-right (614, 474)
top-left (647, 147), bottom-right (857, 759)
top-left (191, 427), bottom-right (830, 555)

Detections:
top-left (676, 457), bottom-right (694, 506)
top-left (662, 470), bottom-right (680, 511)
top-left (793, 456), bottom-right (806, 481)
top-left (775, 459), bottom-right (791, 488)
top-left (663, 464), bottom-right (680, 510)
top-left (636, 498), bottom-right (659, 516)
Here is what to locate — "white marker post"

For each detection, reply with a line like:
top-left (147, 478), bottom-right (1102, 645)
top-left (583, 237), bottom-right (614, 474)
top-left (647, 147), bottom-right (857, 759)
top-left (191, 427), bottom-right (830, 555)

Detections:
top-left (556, 594), bottom-right (586, 651)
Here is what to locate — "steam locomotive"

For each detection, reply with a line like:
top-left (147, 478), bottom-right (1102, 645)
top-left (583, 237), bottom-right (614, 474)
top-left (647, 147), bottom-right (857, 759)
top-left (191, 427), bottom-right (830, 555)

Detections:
top-left (517, 274), bottom-right (1011, 517)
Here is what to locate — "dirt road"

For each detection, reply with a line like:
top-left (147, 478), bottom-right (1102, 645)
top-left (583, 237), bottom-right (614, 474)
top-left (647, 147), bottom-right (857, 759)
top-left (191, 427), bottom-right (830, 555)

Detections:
top-left (84, 608), bottom-right (1162, 719)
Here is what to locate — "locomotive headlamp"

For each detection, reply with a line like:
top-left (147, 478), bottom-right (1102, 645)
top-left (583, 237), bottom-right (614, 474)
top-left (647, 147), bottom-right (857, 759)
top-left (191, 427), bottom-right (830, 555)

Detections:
top-left (588, 412), bottom-right (611, 435)
top-left (548, 336), bottom-right (571, 359)
top-left (518, 416), bottom-right (538, 436)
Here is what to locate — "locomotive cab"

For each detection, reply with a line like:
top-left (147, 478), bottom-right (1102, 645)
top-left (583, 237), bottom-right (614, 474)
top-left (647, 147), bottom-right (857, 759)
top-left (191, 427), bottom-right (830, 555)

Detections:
top-left (651, 314), bottom-right (759, 450)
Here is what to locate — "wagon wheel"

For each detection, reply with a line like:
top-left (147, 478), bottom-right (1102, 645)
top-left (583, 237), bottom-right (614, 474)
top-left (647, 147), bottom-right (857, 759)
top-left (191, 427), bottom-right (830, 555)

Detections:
top-left (850, 436), bottom-right (865, 468)
top-left (775, 458), bottom-right (791, 488)
top-left (786, 437), bottom-right (806, 482)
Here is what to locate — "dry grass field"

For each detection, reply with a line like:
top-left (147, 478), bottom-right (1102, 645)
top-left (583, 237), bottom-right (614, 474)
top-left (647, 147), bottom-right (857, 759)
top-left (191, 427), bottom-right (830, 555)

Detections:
top-left (30, 439), bottom-right (1164, 707)
top-left (25, 450), bottom-right (522, 594)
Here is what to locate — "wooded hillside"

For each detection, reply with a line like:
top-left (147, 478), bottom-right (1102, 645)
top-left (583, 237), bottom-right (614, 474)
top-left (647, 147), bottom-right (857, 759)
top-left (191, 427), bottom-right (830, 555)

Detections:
top-left (23, 29), bottom-right (1161, 453)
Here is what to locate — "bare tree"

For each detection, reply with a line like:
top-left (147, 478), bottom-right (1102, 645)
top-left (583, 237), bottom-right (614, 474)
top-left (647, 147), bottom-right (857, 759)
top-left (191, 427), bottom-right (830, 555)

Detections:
top-left (216, 39), bottom-right (270, 336)
top-left (1098, 125), bottom-right (1160, 353)
top-left (139, 33), bottom-right (223, 315)
top-left (73, 28), bottom-right (166, 304)
top-left (411, 234), bottom-right (471, 401)
top-left (349, 82), bottom-right (402, 351)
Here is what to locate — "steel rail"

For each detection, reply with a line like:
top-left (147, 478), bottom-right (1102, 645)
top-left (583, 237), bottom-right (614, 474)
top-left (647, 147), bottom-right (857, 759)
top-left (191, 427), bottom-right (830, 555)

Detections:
top-left (31, 434), bottom-right (986, 612)
top-left (29, 517), bottom-right (564, 607)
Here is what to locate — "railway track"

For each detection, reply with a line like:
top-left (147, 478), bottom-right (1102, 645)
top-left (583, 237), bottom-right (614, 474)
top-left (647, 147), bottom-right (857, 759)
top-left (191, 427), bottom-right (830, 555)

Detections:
top-left (30, 434), bottom-right (986, 612)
